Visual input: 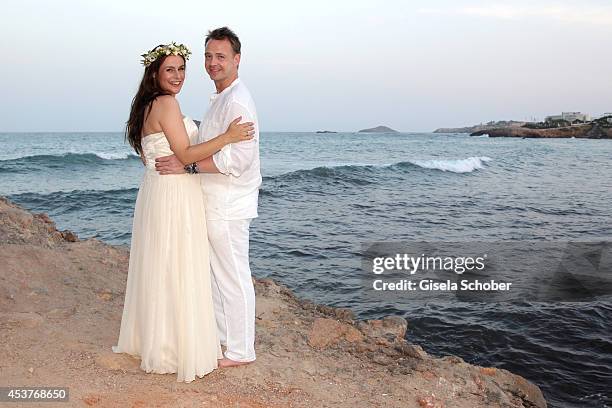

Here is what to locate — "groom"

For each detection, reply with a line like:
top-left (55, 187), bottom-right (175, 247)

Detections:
top-left (155, 27), bottom-right (261, 367)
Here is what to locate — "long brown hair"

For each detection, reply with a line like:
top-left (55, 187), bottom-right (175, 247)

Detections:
top-left (125, 51), bottom-right (185, 155)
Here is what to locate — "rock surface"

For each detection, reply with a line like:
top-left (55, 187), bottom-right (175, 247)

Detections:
top-left (470, 123), bottom-right (612, 139)
top-left (0, 197), bottom-right (547, 407)
top-left (434, 121), bottom-right (525, 134)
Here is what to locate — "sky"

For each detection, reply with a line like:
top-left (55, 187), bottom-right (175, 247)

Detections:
top-left (1, 0), bottom-right (611, 132)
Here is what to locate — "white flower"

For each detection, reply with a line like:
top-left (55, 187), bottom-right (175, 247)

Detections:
top-left (140, 42), bottom-right (191, 66)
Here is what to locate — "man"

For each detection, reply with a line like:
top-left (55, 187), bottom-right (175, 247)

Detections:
top-left (155, 27), bottom-right (261, 367)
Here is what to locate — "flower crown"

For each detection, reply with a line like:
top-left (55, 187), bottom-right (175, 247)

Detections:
top-left (141, 42), bottom-right (191, 67)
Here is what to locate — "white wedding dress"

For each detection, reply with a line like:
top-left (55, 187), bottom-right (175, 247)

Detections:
top-left (112, 117), bottom-right (221, 382)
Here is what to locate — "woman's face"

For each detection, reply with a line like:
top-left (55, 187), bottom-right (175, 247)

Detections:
top-left (156, 55), bottom-right (185, 95)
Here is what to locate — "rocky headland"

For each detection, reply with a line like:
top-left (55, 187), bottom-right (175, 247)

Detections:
top-left (470, 123), bottom-right (612, 139)
top-left (0, 197), bottom-right (547, 407)
top-left (434, 121), bottom-right (525, 134)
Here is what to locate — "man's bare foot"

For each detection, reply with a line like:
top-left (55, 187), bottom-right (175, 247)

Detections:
top-left (218, 358), bottom-right (253, 368)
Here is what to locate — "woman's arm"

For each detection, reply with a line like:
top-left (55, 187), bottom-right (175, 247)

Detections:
top-left (157, 96), bottom-right (253, 165)
top-left (206, 101), bottom-right (258, 177)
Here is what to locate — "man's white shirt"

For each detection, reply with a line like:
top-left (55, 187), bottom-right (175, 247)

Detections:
top-left (197, 78), bottom-right (261, 220)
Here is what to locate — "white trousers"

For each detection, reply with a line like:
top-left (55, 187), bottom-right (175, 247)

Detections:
top-left (207, 219), bottom-right (256, 362)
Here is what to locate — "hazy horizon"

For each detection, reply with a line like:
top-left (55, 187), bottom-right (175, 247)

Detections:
top-left (2, 0), bottom-right (611, 132)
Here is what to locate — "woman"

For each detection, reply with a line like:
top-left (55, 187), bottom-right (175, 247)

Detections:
top-left (112, 42), bottom-right (254, 382)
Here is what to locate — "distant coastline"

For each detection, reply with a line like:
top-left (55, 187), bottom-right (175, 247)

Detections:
top-left (470, 123), bottom-right (612, 139)
top-left (433, 121), bottom-right (525, 134)
top-left (435, 115), bottom-right (612, 139)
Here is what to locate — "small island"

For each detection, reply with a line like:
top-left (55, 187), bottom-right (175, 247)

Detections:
top-left (316, 130), bottom-right (337, 134)
top-left (358, 125), bottom-right (398, 133)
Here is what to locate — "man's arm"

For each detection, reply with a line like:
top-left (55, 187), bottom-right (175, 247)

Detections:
top-left (154, 154), bottom-right (220, 175)
top-left (196, 156), bottom-right (220, 173)
top-left (212, 101), bottom-right (258, 177)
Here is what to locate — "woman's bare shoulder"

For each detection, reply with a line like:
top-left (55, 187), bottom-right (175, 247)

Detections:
top-left (148, 96), bottom-right (180, 118)
top-left (143, 96), bottom-right (178, 135)
top-left (155, 94), bottom-right (177, 104)
top-left (153, 95), bottom-right (179, 110)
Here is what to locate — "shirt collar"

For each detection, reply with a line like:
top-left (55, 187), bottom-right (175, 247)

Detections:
top-left (209, 77), bottom-right (241, 102)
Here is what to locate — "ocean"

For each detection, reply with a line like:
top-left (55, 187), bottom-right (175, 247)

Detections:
top-left (1, 130), bottom-right (611, 407)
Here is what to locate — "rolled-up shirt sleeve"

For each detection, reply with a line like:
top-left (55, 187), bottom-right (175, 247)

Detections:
top-left (212, 101), bottom-right (258, 177)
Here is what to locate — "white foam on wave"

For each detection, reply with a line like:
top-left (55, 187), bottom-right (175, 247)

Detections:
top-left (1, 151), bottom-right (139, 161)
top-left (94, 151), bottom-right (139, 160)
top-left (409, 156), bottom-right (492, 173)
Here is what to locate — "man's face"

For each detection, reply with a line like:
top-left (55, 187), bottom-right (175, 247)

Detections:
top-left (204, 39), bottom-right (240, 83)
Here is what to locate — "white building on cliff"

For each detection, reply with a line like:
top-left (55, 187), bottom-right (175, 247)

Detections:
top-left (545, 112), bottom-right (591, 123)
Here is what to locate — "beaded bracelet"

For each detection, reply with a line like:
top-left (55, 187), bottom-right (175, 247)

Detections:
top-left (183, 162), bottom-right (199, 174)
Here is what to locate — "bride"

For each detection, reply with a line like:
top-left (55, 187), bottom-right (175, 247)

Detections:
top-left (112, 42), bottom-right (254, 382)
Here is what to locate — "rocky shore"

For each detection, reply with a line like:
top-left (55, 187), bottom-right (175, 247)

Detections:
top-left (434, 121), bottom-right (525, 134)
top-left (470, 123), bottom-right (612, 139)
top-left (0, 197), bottom-right (547, 407)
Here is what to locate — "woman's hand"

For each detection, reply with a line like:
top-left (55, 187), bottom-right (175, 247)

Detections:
top-left (224, 116), bottom-right (255, 144)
